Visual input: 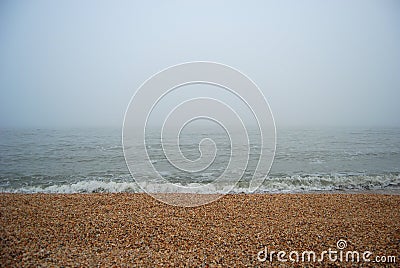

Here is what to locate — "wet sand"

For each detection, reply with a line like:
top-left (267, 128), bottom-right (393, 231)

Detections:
top-left (1, 193), bottom-right (399, 267)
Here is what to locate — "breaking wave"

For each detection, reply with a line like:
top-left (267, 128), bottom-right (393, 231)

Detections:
top-left (1, 174), bottom-right (399, 194)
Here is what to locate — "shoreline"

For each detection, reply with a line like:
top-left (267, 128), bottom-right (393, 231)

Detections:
top-left (1, 193), bottom-right (399, 266)
top-left (2, 189), bottom-right (400, 195)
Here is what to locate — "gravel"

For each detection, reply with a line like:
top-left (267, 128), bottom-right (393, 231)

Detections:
top-left (1, 193), bottom-right (399, 267)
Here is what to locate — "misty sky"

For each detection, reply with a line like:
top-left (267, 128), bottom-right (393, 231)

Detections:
top-left (0, 0), bottom-right (399, 128)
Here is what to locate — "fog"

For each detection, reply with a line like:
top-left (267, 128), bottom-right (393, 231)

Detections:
top-left (1, 0), bottom-right (399, 128)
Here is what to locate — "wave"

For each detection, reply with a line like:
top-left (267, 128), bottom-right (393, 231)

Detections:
top-left (1, 174), bottom-right (399, 194)
top-left (1, 180), bottom-right (141, 194)
top-left (256, 174), bottom-right (400, 193)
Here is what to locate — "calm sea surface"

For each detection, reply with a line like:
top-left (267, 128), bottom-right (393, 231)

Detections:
top-left (0, 127), bottom-right (399, 193)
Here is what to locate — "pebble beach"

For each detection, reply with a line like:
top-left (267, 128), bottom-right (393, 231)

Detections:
top-left (1, 193), bottom-right (399, 267)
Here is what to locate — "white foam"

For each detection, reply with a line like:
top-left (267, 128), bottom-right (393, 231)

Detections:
top-left (2, 180), bottom-right (141, 194)
top-left (1, 174), bottom-right (399, 194)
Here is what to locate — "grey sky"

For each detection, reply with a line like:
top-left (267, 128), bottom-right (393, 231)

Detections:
top-left (0, 0), bottom-right (399, 128)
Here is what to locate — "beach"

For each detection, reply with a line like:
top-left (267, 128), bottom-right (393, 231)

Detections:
top-left (1, 193), bottom-right (399, 267)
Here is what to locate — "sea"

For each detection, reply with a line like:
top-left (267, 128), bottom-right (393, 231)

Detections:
top-left (0, 126), bottom-right (399, 194)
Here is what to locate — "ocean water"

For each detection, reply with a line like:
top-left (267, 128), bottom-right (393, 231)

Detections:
top-left (0, 127), bottom-right (399, 193)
